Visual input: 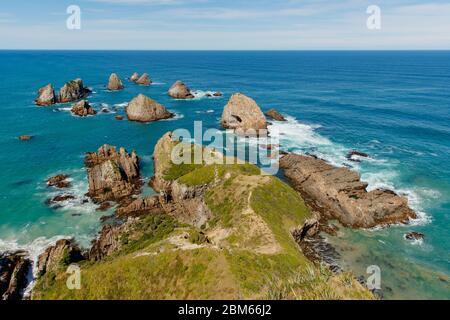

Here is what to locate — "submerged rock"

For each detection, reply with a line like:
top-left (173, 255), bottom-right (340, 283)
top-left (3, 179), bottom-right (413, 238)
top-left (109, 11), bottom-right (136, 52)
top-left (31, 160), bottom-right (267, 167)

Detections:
top-left (265, 108), bottom-right (286, 121)
top-left (168, 80), bottom-right (194, 99)
top-left (18, 135), bottom-right (33, 141)
top-left (280, 154), bottom-right (417, 228)
top-left (126, 94), bottom-right (173, 122)
top-left (37, 239), bottom-right (83, 277)
top-left (71, 100), bottom-right (96, 117)
top-left (59, 79), bottom-right (91, 103)
top-left (107, 73), bottom-right (124, 91)
top-left (213, 91), bottom-right (223, 97)
top-left (135, 73), bottom-right (152, 86)
top-left (221, 93), bottom-right (267, 135)
top-left (46, 194), bottom-right (75, 205)
top-left (115, 115), bottom-right (124, 121)
top-left (35, 84), bottom-right (56, 106)
top-left (85, 144), bottom-right (141, 203)
top-left (47, 174), bottom-right (70, 188)
top-left (0, 251), bottom-right (31, 300)
top-left (347, 150), bottom-right (369, 162)
top-left (130, 72), bottom-right (140, 82)
top-left (405, 232), bottom-right (425, 241)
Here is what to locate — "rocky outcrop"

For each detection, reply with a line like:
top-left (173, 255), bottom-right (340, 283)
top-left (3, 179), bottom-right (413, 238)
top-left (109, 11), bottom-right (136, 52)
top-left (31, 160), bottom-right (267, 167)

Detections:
top-left (85, 144), bottom-right (141, 203)
top-left (116, 196), bottom-right (162, 217)
top-left (347, 150), bottom-right (369, 162)
top-left (221, 93), bottom-right (267, 136)
top-left (213, 92), bottom-right (223, 97)
top-left (59, 79), bottom-right (91, 103)
top-left (107, 73), bottom-right (124, 91)
top-left (168, 80), bottom-right (194, 99)
top-left (71, 100), bottom-right (96, 117)
top-left (47, 174), bottom-right (70, 188)
top-left (265, 108), bottom-right (286, 121)
top-left (136, 73), bottom-right (152, 86)
top-left (0, 251), bottom-right (31, 300)
top-left (35, 84), bottom-right (56, 106)
top-left (405, 232), bottom-right (425, 241)
top-left (18, 135), bottom-right (33, 141)
top-left (89, 224), bottom-right (128, 261)
top-left (115, 115), bottom-right (124, 121)
top-left (37, 239), bottom-right (83, 277)
top-left (130, 72), bottom-right (140, 82)
top-left (280, 154), bottom-right (417, 228)
top-left (126, 94), bottom-right (173, 122)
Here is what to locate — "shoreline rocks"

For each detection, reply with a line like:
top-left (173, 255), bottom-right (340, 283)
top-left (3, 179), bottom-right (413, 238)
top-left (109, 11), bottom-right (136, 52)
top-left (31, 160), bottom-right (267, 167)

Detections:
top-left (265, 108), bottom-right (286, 121)
top-left (71, 100), bottom-right (96, 117)
top-left (107, 73), bottom-right (124, 91)
top-left (126, 94), bottom-right (173, 122)
top-left (37, 239), bottom-right (83, 277)
top-left (221, 93), bottom-right (267, 135)
top-left (347, 150), bottom-right (369, 162)
top-left (280, 153), bottom-right (417, 228)
top-left (47, 174), bottom-right (70, 188)
top-left (168, 80), bottom-right (194, 99)
top-left (35, 84), bottom-right (56, 106)
top-left (405, 232), bottom-right (425, 241)
top-left (85, 144), bottom-right (141, 204)
top-left (0, 251), bottom-right (31, 300)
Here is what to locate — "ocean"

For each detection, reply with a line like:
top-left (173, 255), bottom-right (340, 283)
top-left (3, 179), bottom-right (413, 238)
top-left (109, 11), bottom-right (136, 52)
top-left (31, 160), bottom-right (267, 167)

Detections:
top-left (0, 50), bottom-right (448, 299)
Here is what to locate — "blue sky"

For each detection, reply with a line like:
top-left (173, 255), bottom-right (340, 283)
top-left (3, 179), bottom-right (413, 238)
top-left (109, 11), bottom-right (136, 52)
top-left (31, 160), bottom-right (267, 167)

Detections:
top-left (1, 0), bottom-right (449, 49)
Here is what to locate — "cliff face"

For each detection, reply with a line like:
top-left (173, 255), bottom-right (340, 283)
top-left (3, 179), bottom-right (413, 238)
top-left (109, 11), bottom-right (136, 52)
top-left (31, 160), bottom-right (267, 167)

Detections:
top-left (32, 132), bottom-right (373, 300)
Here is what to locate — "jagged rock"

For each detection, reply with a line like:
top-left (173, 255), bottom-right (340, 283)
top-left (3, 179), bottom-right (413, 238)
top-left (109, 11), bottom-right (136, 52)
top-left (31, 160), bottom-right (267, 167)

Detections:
top-left (96, 202), bottom-right (112, 212)
top-left (221, 93), bottom-right (267, 136)
top-left (18, 135), bottom-right (33, 141)
top-left (280, 154), bottom-right (417, 228)
top-left (168, 80), bottom-right (194, 99)
top-left (107, 73), bottom-right (124, 91)
top-left (35, 84), bottom-right (56, 106)
top-left (115, 115), bottom-right (124, 121)
top-left (135, 73), bottom-right (152, 86)
top-left (347, 150), bottom-right (369, 162)
top-left (47, 174), bottom-right (70, 188)
top-left (130, 72), bottom-right (140, 82)
top-left (213, 92), bottom-right (223, 97)
top-left (89, 224), bottom-right (125, 261)
top-left (292, 218), bottom-right (320, 242)
top-left (405, 232), bottom-right (425, 241)
top-left (0, 251), bottom-right (31, 300)
top-left (126, 94), bottom-right (173, 122)
top-left (37, 239), bottom-right (83, 277)
top-left (59, 79), bottom-right (91, 103)
top-left (116, 196), bottom-right (161, 217)
top-left (265, 108), bottom-right (286, 121)
top-left (71, 100), bottom-right (96, 117)
top-left (85, 144), bottom-right (141, 203)
top-left (46, 194), bottom-right (75, 205)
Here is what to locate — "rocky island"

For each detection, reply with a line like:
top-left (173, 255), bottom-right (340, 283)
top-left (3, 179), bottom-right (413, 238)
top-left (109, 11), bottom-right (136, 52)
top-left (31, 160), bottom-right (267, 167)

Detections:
top-left (126, 94), bottom-right (174, 122)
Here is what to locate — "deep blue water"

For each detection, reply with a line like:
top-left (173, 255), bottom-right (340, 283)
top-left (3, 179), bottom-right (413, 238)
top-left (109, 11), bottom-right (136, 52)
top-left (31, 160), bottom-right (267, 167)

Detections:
top-left (0, 51), bottom-right (449, 299)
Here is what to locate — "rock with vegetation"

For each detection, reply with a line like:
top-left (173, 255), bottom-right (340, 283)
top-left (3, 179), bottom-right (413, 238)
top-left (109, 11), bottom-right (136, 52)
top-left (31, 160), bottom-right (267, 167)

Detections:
top-left (280, 153), bottom-right (417, 228)
top-left (135, 73), bottom-right (152, 86)
top-left (59, 79), bottom-right (91, 103)
top-left (168, 80), bottom-right (194, 99)
top-left (37, 239), bottom-right (83, 277)
top-left (35, 84), bottom-right (56, 106)
top-left (85, 144), bottom-right (141, 203)
top-left (107, 73), bottom-right (124, 91)
top-left (265, 108), bottom-right (286, 121)
top-left (31, 132), bottom-right (373, 300)
top-left (71, 100), bottom-right (96, 117)
top-left (221, 93), bottom-right (268, 135)
top-left (126, 94), bottom-right (173, 122)
top-left (0, 251), bottom-right (31, 300)
top-left (116, 196), bottom-right (162, 217)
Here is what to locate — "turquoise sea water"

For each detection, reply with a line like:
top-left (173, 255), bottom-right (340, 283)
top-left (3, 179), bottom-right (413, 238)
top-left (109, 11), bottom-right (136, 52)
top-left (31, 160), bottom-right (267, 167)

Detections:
top-left (0, 51), bottom-right (448, 299)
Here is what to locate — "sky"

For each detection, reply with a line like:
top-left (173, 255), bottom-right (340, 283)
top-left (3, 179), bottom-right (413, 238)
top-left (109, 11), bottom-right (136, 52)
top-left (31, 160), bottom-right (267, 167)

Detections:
top-left (0, 0), bottom-right (450, 50)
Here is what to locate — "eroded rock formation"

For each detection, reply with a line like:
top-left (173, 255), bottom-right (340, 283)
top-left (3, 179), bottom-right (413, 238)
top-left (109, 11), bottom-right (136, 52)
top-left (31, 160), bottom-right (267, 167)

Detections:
top-left (280, 153), bottom-right (417, 228)
top-left (130, 72), bottom-right (140, 82)
top-left (116, 196), bottom-right (162, 217)
top-left (59, 79), bottom-right (91, 103)
top-left (265, 108), bottom-right (286, 121)
top-left (126, 94), bottom-right (173, 122)
top-left (107, 73), bottom-right (124, 91)
top-left (136, 73), bottom-right (151, 86)
top-left (168, 80), bottom-right (194, 99)
top-left (47, 174), bottom-right (70, 188)
top-left (71, 100), bottom-right (96, 117)
top-left (0, 251), bottom-right (31, 300)
top-left (35, 84), bottom-right (56, 106)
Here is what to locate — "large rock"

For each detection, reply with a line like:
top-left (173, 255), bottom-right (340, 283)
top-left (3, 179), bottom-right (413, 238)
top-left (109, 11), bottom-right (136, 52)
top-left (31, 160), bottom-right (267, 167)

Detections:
top-left (126, 94), bottom-right (173, 122)
top-left (37, 239), bottom-right (83, 277)
top-left (47, 174), bottom-right (70, 188)
top-left (71, 100), bottom-right (96, 117)
top-left (280, 154), bottom-right (417, 228)
top-left (135, 73), bottom-right (152, 86)
top-left (35, 84), bottom-right (56, 106)
top-left (168, 80), bottom-right (194, 99)
top-left (88, 225), bottom-right (123, 261)
top-left (59, 79), bottom-right (91, 103)
top-left (130, 72), bottom-right (140, 82)
top-left (116, 196), bottom-right (162, 217)
top-left (221, 93), bottom-right (267, 135)
top-left (265, 108), bottom-right (286, 121)
top-left (85, 144), bottom-right (141, 203)
top-left (0, 251), bottom-right (31, 300)
top-left (107, 73), bottom-right (124, 91)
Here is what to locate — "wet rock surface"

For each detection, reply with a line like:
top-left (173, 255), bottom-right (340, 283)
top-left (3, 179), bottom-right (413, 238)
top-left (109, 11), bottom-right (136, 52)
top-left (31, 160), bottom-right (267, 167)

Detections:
top-left (47, 174), bottom-right (71, 188)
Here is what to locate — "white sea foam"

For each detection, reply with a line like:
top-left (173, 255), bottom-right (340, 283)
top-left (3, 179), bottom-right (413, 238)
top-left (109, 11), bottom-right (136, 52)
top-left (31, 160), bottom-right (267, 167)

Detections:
top-left (191, 90), bottom-right (222, 100)
top-left (114, 102), bottom-right (128, 108)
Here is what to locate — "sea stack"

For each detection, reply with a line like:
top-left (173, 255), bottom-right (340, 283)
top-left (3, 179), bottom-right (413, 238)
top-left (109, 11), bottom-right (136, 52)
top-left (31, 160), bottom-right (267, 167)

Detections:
top-left (35, 84), bottom-right (56, 106)
top-left (168, 80), bottom-right (194, 99)
top-left (135, 73), bottom-right (152, 86)
top-left (107, 73), bottom-right (124, 91)
top-left (59, 79), bottom-right (91, 103)
top-left (130, 72), bottom-right (140, 82)
top-left (126, 94), bottom-right (173, 122)
top-left (221, 93), bottom-right (267, 135)
top-left (71, 100), bottom-right (96, 117)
